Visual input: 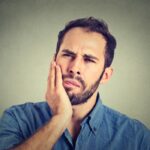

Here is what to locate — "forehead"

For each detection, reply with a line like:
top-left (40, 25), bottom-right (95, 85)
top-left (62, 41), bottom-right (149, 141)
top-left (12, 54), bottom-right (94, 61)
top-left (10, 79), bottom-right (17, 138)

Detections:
top-left (59, 27), bottom-right (106, 57)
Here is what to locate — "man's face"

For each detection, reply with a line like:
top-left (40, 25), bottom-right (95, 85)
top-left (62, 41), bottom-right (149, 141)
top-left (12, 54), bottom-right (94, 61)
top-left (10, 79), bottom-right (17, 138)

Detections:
top-left (56, 27), bottom-right (107, 105)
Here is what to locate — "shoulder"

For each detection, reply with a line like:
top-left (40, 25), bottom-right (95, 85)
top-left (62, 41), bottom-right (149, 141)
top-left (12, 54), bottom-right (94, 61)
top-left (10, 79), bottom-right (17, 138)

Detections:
top-left (1, 101), bottom-right (52, 129)
top-left (0, 102), bottom-right (52, 149)
top-left (102, 105), bottom-right (150, 148)
top-left (102, 104), bottom-right (150, 133)
top-left (0, 101), bottom-right (52, 139)
top-left (4, 101), bottom-right (51, 116)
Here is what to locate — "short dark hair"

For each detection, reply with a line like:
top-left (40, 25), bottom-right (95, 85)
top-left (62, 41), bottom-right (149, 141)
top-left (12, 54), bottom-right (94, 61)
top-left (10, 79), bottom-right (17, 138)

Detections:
top-left (56, 17), bottom-right (117, 68)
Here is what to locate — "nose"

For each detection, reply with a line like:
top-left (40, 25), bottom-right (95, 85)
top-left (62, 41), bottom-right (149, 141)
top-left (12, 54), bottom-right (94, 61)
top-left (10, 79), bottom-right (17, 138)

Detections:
top-left (68, 57), bottom-right (81, 75)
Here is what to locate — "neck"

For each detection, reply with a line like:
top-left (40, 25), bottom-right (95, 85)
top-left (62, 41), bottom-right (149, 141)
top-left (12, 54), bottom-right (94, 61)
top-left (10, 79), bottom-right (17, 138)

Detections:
top-left (67, 91), bottom-right (98, 142)
top-left (71, 91), bottom-right (98, 122)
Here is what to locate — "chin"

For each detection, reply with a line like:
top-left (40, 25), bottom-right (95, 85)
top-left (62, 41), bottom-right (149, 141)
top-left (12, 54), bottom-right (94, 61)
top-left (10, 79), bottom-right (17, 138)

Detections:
top-left (65, 88), bottom-right (81, 95)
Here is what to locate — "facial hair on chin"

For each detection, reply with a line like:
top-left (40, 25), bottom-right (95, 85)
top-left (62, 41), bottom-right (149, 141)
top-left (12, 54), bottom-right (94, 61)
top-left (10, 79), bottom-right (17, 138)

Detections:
top-left (62, 70), bottom-right (104, 105)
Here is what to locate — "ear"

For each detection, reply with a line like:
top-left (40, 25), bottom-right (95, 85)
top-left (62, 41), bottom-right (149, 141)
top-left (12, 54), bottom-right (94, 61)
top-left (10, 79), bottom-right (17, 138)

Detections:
top-left (100, 67), bottom-right (113, 84)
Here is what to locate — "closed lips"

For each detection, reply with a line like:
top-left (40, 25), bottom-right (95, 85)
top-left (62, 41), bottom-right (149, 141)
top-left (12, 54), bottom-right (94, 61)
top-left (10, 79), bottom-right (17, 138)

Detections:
top-left (64, 80), bottom-right (80, 87)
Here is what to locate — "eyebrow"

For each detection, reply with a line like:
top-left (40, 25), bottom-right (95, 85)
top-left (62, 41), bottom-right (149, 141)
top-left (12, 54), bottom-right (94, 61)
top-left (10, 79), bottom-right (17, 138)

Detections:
top-left (61, 49), bottom-right (99, 61)
top-left (62, 49), bottom-right (75, 56)
top-left (83, 54), bottom-right (99, 61)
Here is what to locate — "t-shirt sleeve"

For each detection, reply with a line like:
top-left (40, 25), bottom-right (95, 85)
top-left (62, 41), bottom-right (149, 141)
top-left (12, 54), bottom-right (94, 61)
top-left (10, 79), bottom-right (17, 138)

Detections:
top-left (0, 109), bottom-right (24, 150)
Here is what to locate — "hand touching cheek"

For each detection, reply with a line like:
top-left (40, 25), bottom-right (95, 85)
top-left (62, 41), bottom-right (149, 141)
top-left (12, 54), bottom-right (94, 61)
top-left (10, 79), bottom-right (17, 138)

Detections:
top-left (45, 61), bottom-right (73, 118)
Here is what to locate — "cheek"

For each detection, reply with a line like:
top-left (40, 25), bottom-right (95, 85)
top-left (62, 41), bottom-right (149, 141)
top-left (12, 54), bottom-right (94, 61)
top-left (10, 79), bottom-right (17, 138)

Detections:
top-left (85, 67), bottom-right (103, 84)
top-left (87, 66), bottom-right (102, 77)
top-left (56, 59), bottom-right (68, 75)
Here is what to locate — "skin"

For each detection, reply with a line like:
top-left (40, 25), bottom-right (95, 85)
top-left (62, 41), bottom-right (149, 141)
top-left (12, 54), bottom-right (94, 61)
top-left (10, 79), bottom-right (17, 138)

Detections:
top-left (12, 27), bottom-right (113, 150)
top-left (56, 27), bottom-right (110, 105)
top-left (55, 28), bottom-right (113, 140)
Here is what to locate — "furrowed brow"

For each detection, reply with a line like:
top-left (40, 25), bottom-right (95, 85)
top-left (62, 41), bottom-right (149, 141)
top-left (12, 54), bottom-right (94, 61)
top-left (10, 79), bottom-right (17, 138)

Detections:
top-left (62, 49), bottom-right (76, 56)
top-left (84, 54), bottom-right (99, 61)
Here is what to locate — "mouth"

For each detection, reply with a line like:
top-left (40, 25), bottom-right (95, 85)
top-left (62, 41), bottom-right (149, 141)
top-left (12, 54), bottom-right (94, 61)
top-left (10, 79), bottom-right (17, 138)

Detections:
top-left (63, 79), bottom-right (80, 88)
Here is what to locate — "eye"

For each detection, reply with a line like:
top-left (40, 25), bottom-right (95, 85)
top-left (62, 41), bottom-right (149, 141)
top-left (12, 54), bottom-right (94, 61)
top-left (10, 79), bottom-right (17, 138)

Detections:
top-left (62, 53), bottom-right (75, 59)
top-left (62, 53), bottom-right (73, 58)
top-left (84, 58), bottom-right (95, 63)
top-left (62, 53), bottom-right (71, 57)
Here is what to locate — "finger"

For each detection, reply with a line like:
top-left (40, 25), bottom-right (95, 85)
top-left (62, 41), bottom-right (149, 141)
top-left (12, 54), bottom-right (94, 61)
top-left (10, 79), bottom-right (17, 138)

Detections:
top-left (49, 61), bottom-right (56, 92)
top-left (54, 53), bottom-right (57, 61)
top-left (55, 65), bottom-right (63, 90)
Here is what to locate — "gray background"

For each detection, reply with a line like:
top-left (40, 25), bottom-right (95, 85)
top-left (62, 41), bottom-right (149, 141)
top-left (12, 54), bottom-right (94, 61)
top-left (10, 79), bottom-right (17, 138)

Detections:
top-left (0, 0), bottom-right (150, 128)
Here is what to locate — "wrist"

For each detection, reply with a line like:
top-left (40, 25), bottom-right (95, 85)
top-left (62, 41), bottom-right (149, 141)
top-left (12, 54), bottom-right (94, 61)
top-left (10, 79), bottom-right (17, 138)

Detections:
top-left (53, 112), bottom-right (72, 123)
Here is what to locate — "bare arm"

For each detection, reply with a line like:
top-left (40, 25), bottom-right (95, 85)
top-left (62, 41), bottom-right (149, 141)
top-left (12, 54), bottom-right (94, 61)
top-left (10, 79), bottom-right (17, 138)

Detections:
top-left (12, 114), bottom-right (70, 150)
top-left (12, 61), bottom-right (72, 150)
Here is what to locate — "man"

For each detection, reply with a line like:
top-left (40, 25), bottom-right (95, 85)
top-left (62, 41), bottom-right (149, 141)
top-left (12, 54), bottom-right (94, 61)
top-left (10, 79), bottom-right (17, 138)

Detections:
top-left (0, 17), bottom-right (150, 150)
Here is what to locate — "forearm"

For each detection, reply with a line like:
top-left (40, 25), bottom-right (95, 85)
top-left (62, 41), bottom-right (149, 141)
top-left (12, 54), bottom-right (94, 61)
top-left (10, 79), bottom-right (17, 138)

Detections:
top-left (12, 60), bottom-right (73, 150)
top-left (12, 114), bottom-right (71, 150)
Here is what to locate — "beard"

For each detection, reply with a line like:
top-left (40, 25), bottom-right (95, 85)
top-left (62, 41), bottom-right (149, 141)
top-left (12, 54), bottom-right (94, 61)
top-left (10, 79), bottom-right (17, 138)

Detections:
top-left (62, 70), bottom-right (104, 105)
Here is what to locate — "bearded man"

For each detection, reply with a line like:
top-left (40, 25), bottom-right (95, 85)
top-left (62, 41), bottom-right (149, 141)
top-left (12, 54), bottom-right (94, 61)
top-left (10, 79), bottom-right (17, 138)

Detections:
top-left (0, 17), bottom-right (150, 150)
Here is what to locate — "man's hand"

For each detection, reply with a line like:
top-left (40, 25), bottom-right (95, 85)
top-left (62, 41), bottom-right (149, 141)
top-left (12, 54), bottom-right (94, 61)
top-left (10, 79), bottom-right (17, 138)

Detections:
top-left (45, 61), bottom-right (73, 118)
top-left (12, 61), bottom-right (73, 150)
